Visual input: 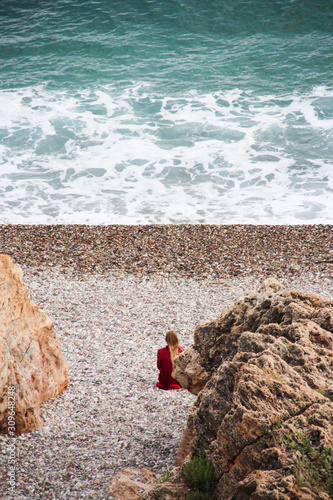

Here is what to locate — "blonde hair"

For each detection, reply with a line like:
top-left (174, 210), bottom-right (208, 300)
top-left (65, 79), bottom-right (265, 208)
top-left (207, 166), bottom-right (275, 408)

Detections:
top-left (166, 330), bottom-right (180, 363)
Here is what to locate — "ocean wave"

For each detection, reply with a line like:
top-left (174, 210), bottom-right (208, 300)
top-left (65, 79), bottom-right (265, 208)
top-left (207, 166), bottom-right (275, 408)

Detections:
top-left (0, 83), bottom-right (332, 224)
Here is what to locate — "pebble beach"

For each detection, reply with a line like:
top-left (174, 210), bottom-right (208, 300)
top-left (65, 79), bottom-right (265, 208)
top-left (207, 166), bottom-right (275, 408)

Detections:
top-left (0, 225), bottom-right (332, 500)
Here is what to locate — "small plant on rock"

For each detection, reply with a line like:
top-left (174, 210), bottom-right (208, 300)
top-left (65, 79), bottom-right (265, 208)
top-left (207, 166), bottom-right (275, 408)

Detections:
top-left (271, 416), bottom-right (283, 429)
top-left (158, 470), bottom-right (171, 483)
top-left (327, 470), bottom-right (333, 499)
top-left (186, 491), bottom-right (212, 500)
top-left (183, 451), bottom-right (218, 499)
top-left (315, 388), bottom-right (333, 401)
top-left (284, 430), bottom-right (332, 496)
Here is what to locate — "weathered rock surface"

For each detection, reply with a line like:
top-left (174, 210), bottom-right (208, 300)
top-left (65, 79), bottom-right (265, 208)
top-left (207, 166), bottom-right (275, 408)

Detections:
top-left (141, 466), bottom-right (190, 500)
top-left (145, 278), bottom-right (333, 499)
top-left (0, 254), bottom-right (69, 434)
top-left (108, 468), bottom-right (157, 499)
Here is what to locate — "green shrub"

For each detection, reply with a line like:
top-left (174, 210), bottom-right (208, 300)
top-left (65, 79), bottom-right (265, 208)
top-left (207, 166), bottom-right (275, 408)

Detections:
top-left (183, 451), bottom-right (218, 494)
top-left (186, 491), bottom-right (212, 500)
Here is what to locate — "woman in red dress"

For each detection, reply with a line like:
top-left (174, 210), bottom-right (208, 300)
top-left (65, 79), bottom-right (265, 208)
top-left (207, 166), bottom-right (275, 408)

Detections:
top-left (156, 331), bottom-right (184, 390)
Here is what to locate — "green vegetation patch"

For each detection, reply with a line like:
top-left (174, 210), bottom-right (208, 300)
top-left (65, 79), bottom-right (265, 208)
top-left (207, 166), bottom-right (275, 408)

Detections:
top-left (284, 431), bottom-right (333, 498)
top-left (186, 492), bottom-right (213, 500)
top-left (183, 451), bottom-right (218, 499)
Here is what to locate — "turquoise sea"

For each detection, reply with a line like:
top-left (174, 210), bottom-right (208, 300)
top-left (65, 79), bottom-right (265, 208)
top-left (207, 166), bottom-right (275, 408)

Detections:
top-left (1, 0), bottom-right (333, 223)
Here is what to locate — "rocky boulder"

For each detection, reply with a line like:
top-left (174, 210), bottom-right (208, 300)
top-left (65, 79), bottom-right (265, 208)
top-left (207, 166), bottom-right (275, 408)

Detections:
top-left (0, 254), bottom-right (69, 434)
top-left (145, 278), bottom-right (333, 499)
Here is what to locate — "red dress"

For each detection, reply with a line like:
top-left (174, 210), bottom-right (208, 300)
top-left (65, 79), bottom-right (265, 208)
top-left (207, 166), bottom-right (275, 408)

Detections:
top-left (157, 346), bottom-right (184, 389)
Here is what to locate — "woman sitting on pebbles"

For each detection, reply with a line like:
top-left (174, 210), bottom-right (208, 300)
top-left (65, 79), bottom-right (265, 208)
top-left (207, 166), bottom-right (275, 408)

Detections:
top-left (156, 331), bottom-right (184, 390)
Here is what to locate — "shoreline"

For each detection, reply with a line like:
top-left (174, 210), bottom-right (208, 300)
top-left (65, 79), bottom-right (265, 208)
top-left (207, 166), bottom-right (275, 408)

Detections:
top-left (0, 224), bottom-right (332, 280)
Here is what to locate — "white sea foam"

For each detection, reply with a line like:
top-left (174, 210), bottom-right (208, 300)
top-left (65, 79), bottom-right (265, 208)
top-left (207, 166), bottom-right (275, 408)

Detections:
top-left (0, 83), bottom-right (332, 224)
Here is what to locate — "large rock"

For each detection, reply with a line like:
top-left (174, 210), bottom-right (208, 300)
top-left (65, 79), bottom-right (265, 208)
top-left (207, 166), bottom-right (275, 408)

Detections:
top-left (0, 254), bottom-right (69, 434)
top-left (145, 278), bottom-right (333, 499)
